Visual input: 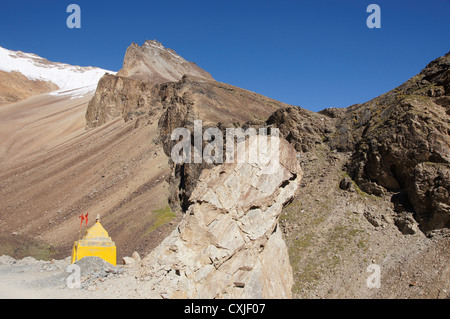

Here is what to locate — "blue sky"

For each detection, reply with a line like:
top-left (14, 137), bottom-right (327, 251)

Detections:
top-left (0, 0), bottom-right (449, 111)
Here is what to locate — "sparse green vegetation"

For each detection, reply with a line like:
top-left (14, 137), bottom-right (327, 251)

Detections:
top-left (0, 236), bottom-right (57, 261)
top-left (357, 238), bottom-right (369, 251)
top-left (144, 205), bottom-right (176, 236)
top-left (293, 233), bottom-right (314, 250)
top-left (284, 186), bottom-right (371, 297)
top-left (339, 171), bottom-right (382, 200)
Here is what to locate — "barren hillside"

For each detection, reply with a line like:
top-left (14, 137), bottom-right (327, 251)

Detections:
top-left (0, 92), bottom-right (177, 260)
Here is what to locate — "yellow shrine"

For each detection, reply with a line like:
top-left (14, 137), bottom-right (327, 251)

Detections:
top-left (71, 215), bottom-right (117, 265)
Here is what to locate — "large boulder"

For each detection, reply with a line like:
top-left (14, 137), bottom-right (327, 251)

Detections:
top-left (140, 136), bottom-right (302, 298)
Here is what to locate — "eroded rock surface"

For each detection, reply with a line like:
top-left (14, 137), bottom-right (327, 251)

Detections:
top-left (139, 136), bottom-right (301, 298)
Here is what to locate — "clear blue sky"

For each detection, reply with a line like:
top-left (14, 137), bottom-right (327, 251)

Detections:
top-left (1, 0), bottom-right (449, 111)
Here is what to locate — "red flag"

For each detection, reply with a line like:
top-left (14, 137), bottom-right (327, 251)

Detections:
top-left (79, 213), bottom-right (85, 227)
top-left (79, 213), bottom-right (88, 227)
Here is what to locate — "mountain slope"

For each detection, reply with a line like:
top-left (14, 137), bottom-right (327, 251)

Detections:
top-left (0, 46), bottom-right (174, 261)
top-left (0, 93), bottom-right (177, 261)
top-left (268, 51), bottom-right (449, 298)
top-left (0, 70), bottom-right (58, 106)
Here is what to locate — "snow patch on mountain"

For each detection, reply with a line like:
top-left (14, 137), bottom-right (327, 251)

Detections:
top-left (0, 46), bottom-right (115, 98)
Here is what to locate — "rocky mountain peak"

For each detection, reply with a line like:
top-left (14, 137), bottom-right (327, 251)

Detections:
top-left (116, 39), bottom-right (213, 84)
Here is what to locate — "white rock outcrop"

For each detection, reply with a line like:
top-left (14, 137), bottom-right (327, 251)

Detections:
top-left (141, 136), bottom-right (302, 298)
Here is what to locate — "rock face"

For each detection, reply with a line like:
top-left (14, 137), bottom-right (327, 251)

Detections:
top-left (85, 74), bottom-right (161, 128)
top-left (154, 75), bottom-right (289, 210)
top-left (342, 52), bottom-right (450, 232)
top-left (280, 51), bottom-right (450, 233)
top-left (140, 136), bottom-right (301, 298)
top-left (260, 52), bottom-right (449, 234)
top-left (407, 162), bottom-right (450, 231)
top-left (266, 106), bottom-right (335, 153)
top-left (83, 41), bottom-right (449, 297)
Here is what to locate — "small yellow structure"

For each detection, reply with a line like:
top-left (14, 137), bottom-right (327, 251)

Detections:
top-left (71, 215), bottom-right (116, 265)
